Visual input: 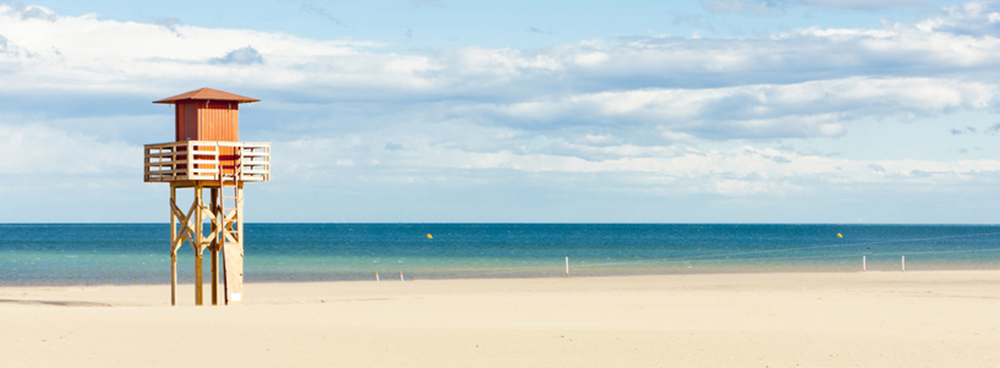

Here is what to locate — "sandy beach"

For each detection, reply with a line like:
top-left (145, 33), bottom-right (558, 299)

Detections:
top-left (2, 271), bottom-right (999, 367)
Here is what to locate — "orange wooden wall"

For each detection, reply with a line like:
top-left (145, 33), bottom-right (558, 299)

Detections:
top-left (174, 101), bottom-right (239, 142)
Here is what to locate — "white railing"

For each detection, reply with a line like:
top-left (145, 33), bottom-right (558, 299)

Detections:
top-left (144, 141), bottom-right (270, 183)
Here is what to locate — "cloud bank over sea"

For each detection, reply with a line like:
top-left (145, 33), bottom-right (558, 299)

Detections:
top-left (2, 2), bottom-right (1000, 222)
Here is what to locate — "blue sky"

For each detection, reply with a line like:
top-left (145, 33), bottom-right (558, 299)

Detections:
top-left (2, 0), bottom-right (1000, 223)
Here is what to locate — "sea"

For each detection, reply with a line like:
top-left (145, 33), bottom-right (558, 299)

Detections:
top-left (2, 223), bottom-right (1000, 286)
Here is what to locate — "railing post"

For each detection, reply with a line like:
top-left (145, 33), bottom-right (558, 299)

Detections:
top-left (214, 142), bottom-right (220, 181)
top-left (235, 143), bottom-right (242, 181)
top-left (186, 141), bottom-right (194, 179)
top-left (171, 145), bottom-right (178, 181)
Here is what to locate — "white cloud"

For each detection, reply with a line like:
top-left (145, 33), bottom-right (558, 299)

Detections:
top-left (1, 4), bottom-right (57, 21)
top-left (0, 5), bottom-right (383, 94)
top-left (2, 3), bottom-right (1000, 106)
top-left (703, 0), bottom-right (925, 15)
top-left (152, 17), bottom-right (181, 35)
top-left (918, 2), bottom-right (1000, 35)
top-left (702, 0), bottom-right (790, 16)
top-left (475, 77), bottom-right (994, 140)
top-left (276, 126), bottom-right (1000, 197)
top-left (800, 0), bottom-right (924, 10)
top-left (211, 46), bottom-right (264, 65)
top-left (0, 123), bottom-right (138, 174)
top-left (3, 1), bottom-right (1000, 218)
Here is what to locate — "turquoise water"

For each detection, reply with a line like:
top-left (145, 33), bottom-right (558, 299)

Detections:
top-left (2, 224), bottom-right (1000, 285)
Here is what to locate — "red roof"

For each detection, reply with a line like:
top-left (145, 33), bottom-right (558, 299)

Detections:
top-left (153, 88), bottom-right (260, 104)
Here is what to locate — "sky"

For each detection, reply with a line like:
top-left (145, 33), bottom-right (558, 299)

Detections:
top-left (2, 0), bottom-right (1000, 223)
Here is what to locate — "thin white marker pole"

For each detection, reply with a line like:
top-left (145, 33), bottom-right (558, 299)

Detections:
top-left (399, 271), bottom-right (404, 282)
top-left (565, 256), bottom-right (569, 278)
top-left (375, 271), bottom-right (380, 282)
top-left (863, 255), bottom-right (867, 272)
top-left (902, 255), bottom-right (905, 272)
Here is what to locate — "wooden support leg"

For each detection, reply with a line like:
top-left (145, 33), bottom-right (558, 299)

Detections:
top-left (170, 185), bottom-right (178, 306)
top-left (194, 250), bottom-right (203, 306)
top-left (211, 247), bottom-right (218, 305)
top-left (193, 184), bottom-right (204, 306)
top-left (211, 188), bottom-right (219, 306)
top-left (170, 252), bottom-right (177, 306)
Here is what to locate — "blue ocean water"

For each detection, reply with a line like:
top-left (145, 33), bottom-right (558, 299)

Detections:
top-left (2, 224), bottom-right (1000, 285)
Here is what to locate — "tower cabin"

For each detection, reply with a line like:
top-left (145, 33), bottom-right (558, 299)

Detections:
top-left (143, 88), bottom-right (270, 306)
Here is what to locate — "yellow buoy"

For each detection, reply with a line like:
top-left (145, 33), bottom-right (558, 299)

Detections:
top-left (426, 233), bottom-right (433, 239)
top-left (837, 233), bottom-right (843, 238)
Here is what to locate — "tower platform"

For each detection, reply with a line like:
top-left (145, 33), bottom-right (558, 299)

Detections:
top-left (144, 140), bottom-right (270, 184)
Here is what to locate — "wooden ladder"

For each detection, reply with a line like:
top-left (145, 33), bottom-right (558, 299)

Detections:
top-left (219, 174), bottom-right (239, 245)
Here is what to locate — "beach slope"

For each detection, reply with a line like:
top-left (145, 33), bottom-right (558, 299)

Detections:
top-left (2, 271), bottom-right (998, 367)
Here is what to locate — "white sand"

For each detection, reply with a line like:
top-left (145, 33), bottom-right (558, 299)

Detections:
top-left (2, 271), bottom-right (999, 367)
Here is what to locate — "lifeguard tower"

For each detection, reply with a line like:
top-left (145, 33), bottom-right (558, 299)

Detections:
top-left (143, 88), bottom-right (270, 306)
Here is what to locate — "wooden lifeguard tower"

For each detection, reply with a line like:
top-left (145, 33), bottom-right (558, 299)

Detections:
top-left (143, 88), bottom-right (270, 306)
